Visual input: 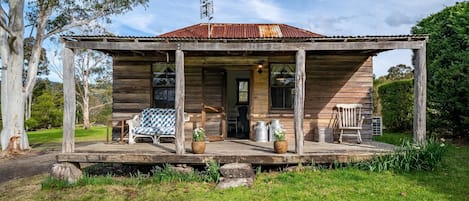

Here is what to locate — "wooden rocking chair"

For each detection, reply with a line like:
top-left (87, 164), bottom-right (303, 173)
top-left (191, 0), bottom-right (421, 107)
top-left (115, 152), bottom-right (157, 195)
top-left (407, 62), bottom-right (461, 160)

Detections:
top-left (336, 104), bottom-right (365, 144)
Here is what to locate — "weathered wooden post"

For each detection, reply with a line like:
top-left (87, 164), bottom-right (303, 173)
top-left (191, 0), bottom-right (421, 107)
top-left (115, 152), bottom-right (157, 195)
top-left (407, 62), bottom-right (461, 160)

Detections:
top-left (51, 46), bottom-right (82, 183)
top-left (294, 49), bottom-right (306, 154)
top-left (62, 47), bottom-right (76, 153)
top-left (175, 49), bottom-right (185, 154)
top-left (413, 43), bottom-right (427, 145)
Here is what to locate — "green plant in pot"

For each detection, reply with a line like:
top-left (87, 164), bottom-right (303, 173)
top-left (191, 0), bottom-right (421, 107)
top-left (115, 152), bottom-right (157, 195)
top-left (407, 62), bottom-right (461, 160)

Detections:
top-left (273, 128), bottom-right (288, 154)
top-left (192, 127), bottom-right (206, 154)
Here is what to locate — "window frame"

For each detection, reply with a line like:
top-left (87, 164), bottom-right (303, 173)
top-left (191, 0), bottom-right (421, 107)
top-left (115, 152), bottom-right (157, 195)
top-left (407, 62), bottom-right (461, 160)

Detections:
top-left (151, 63), bottom-right (176, 108)
top-left (269, 63), bottom-right (296, 111)
top-left (236, 79), bottom-right (250, 105)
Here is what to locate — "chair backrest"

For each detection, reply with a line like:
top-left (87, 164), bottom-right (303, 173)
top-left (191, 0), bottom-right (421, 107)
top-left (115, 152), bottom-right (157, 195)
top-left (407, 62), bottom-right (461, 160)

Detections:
top-left (141, 108), bottom-right (176, 128)
top-left (336, 104), bottom-right (363, 128)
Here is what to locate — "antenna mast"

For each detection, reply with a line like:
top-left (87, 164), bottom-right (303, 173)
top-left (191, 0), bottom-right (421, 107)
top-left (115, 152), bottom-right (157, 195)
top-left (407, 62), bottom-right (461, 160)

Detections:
top-left (200, 0), bottom-right (214, 38)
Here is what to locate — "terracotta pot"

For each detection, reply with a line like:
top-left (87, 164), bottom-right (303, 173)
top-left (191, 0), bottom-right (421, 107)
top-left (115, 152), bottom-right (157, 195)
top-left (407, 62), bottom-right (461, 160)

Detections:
top-left (191, 141), bottom-right (206, 154)
top-left (274, 140), bottom-right (288, 154)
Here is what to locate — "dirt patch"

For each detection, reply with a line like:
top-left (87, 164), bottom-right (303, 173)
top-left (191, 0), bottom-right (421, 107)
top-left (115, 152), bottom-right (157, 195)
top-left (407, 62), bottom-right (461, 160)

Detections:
top-left (0, 149), bottom-right (58, 184)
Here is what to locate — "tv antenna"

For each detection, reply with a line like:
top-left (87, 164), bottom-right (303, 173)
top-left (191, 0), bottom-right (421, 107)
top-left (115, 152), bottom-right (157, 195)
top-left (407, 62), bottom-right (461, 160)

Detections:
top-left (200, 0), bottom-right (214, 38)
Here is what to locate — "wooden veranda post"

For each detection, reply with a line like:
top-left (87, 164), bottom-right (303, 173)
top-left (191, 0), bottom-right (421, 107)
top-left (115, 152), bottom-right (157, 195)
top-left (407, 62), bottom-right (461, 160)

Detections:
top-left (175, 49), bottom-right (185, 154)
top-left (413, 44), bottom-right (427, 145)
top-left (294, 49), bottom-right (306, 154)
top-left (62, 47), bottom-right (76, 153)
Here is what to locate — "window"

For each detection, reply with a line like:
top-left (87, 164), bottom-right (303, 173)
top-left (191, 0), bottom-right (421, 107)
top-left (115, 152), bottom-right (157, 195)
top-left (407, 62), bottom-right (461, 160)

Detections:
top-left (270, 64), bottom-right (295, 109)
top-left (152, 63), bottom-right (175, 108)
top-left (237, 79), bottom-right (249, 104)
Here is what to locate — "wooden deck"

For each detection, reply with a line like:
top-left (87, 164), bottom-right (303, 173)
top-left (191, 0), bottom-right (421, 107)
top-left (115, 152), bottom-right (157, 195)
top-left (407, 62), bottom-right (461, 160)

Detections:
top-left (57, 140), bottom-right (395, 165)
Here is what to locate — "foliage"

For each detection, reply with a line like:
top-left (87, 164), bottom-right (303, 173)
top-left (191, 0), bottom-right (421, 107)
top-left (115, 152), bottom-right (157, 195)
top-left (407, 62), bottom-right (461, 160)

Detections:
top-left (373, 132), bottom-right (412, 145)
top-left (192, 128), bottom-right (206, 142)
top-left (273, 128), bottom-right (286, 141)
top-left (373, 64), bottom-right (413, 115)
top-left (411, 2), bottom-right (469, 138)
top-left (378, 79), bottom-right (413, 132)
top-left (27, 89), bottom-right (63, 129)
top-left (204, 160), bottom-right (221, 182)
top-left (385, 64), bottom-right (413, 80)
top-left (24, 79), bottom-right (63, 130)
top-left (357, 138), bottom-right (448, 172)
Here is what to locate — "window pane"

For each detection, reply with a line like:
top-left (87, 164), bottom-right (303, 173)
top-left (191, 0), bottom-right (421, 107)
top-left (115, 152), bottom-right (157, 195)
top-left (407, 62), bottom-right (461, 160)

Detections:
top-left (271, 87), bottom-right (284, 108)
top-left (152, 63), bottom-right (176, 108)
top-left (237, 80), bottom-right (249, 104)
top-left (270, 64), bottom-right (295, 87)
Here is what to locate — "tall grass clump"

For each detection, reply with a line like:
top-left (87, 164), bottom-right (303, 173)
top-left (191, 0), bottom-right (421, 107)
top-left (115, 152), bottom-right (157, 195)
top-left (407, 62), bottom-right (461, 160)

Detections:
top-left (358, 138), bottom-right (448, 172)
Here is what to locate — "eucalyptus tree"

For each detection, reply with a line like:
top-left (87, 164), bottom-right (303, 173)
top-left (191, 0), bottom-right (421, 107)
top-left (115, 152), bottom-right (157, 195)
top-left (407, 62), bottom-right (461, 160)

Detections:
top-left (0, 0), bottom-right (148, 151)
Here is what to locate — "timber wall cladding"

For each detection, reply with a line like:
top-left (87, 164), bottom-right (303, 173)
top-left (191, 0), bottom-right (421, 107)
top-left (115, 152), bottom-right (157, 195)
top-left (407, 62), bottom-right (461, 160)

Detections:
top-left (249, 55), bottom-right (373, 142)
top-left (112, 60), bottom-right (152, 119)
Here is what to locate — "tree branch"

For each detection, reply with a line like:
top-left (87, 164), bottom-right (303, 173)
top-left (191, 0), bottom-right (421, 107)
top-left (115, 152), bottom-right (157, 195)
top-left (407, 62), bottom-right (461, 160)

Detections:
top-left (0, 5), bottom-right (14, 37)
top-left (43, 12), bottom-right (106, 39)
top-left (90, 102), bottom-right (111, 111)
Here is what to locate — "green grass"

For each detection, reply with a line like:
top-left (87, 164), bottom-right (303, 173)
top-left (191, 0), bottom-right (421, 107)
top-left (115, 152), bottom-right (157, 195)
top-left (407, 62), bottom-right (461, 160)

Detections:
top-left (373, 131), bottom-right (413, 145)
top-left (1, 132), bottom-right (468, 201)
top-left (28, 126), bottom-right (107, 144)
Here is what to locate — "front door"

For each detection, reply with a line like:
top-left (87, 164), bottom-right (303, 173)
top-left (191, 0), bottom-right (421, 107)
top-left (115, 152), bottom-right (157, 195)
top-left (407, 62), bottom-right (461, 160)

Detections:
top-left (226, 70), bottom-right (251, 139)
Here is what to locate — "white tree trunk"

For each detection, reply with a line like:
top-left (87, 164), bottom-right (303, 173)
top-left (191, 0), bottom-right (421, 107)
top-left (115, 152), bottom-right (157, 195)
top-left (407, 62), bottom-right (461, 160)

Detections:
top-left (82, 51), bottom-right (91, 130)
top-left (0, 0), bottom-right (29, 151)
top-left (0, 5), bottom-right (9, 140)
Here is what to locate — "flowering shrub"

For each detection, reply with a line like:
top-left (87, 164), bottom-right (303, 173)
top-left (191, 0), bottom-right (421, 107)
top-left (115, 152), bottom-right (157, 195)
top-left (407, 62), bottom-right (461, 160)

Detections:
top-left (273, 128), bottom-right (286, 141)
top-left (192, 128), bottom-right (206, 142)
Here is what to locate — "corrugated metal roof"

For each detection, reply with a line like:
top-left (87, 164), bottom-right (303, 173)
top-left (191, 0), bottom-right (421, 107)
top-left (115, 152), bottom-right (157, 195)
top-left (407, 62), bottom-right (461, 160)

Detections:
top-left (157, 23), bottom-right (323, 38)
top-left (61, 34), bottom-right (428, 43)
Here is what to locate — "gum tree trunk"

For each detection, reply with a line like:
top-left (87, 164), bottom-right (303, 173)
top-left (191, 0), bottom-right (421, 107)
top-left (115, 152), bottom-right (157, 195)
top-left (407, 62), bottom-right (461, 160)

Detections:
top-left (0, 0), bottom-right (30, 150)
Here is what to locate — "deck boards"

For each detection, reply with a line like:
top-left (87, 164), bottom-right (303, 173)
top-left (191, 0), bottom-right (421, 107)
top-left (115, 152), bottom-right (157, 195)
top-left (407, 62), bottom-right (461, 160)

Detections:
top-left (57, 141), bottom-right (395, 165)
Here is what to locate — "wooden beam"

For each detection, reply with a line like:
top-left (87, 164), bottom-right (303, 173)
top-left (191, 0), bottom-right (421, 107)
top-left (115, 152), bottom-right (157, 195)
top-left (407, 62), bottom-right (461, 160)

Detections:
top-left (175, 49), bottom-right (185, 154)
top-left (413, 46), bottom-right (427, 145)
top-left (294, 49), bottom-right (306, 154)
top-left (65, 41), bottom-right (426, 51)
top-left (62, 47), bottom-right (76, 153)
top-left (57, 152), bottom-right (382, 165)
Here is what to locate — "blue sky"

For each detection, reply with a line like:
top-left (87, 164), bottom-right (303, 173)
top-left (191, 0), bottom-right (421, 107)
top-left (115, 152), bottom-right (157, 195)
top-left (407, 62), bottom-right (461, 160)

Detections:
top-left (106, 0), bottom-right (460, 77)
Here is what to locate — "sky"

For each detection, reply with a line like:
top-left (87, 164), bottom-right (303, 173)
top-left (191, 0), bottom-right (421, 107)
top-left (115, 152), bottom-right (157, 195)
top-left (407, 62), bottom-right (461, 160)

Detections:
top-left (104, 0), bottom-right (460, 77)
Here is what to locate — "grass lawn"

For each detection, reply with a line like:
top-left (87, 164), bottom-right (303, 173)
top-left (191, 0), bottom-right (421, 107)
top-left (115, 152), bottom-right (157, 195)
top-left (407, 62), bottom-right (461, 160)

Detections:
top-left (0, 132), bottom-right (468, 200)
top-left (0, 126), bottom-right (107, 150)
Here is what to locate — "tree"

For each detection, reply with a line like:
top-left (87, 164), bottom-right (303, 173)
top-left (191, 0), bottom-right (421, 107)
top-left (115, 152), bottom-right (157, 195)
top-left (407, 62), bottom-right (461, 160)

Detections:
top-left (0, 0), bottom-right (148, 151)
top-left (411, 2), bottom-right (469, 138)
top-left (385, 64), bottom-right (413, 80)
top-left (75, 49), bottom-right (112, 129)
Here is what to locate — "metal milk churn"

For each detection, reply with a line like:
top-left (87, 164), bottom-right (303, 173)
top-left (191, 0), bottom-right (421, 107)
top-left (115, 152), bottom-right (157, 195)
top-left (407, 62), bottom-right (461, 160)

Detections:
top-left (269, 119), bottom-right (283, 142)
top-left (255, 121), bottom-right (268, 142)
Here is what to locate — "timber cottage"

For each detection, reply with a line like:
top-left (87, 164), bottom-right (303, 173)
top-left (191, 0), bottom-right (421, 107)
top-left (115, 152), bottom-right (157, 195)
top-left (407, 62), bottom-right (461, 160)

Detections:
top-left (57, 23), bottom-right (427, 166)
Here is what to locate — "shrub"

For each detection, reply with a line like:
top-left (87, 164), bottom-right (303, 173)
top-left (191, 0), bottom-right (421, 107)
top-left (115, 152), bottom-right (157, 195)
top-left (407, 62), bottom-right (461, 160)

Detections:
top-left (358, 138), bottom-right (448, 172)
top-left (378, 79), bottom-right (413, 132)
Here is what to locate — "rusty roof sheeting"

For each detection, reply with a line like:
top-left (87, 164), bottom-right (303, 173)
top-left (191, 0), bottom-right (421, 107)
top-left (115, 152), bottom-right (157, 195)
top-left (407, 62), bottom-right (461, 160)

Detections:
top-left (157, 23), bottom-right (323, 39)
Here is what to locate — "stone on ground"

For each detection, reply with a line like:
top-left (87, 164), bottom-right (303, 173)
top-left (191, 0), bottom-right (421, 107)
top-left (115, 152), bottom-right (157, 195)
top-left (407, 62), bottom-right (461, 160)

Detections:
top-left (216, 163), bottom-right (255, 189)
top-left (50, 162), bottom-right (82, 183)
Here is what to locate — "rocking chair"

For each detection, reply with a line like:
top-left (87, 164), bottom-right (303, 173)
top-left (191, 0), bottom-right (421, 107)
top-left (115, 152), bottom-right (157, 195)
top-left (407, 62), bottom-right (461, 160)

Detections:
top-left (336, 104), bottom-right (365, 144)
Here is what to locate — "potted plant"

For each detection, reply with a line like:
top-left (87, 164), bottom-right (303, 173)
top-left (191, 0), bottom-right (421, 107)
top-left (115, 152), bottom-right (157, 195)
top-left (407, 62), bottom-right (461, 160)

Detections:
top-left (273, 128), bottom-right (288, 154)
top-left (192, 127), bottom-right (206, 154)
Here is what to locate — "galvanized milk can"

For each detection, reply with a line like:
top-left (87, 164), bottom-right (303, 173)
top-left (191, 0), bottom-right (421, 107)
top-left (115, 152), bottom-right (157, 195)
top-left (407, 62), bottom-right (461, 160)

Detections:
top-left (255, 121), bottom-right (268, 142)
top-left (269, 119), bottom-right (283, 142)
